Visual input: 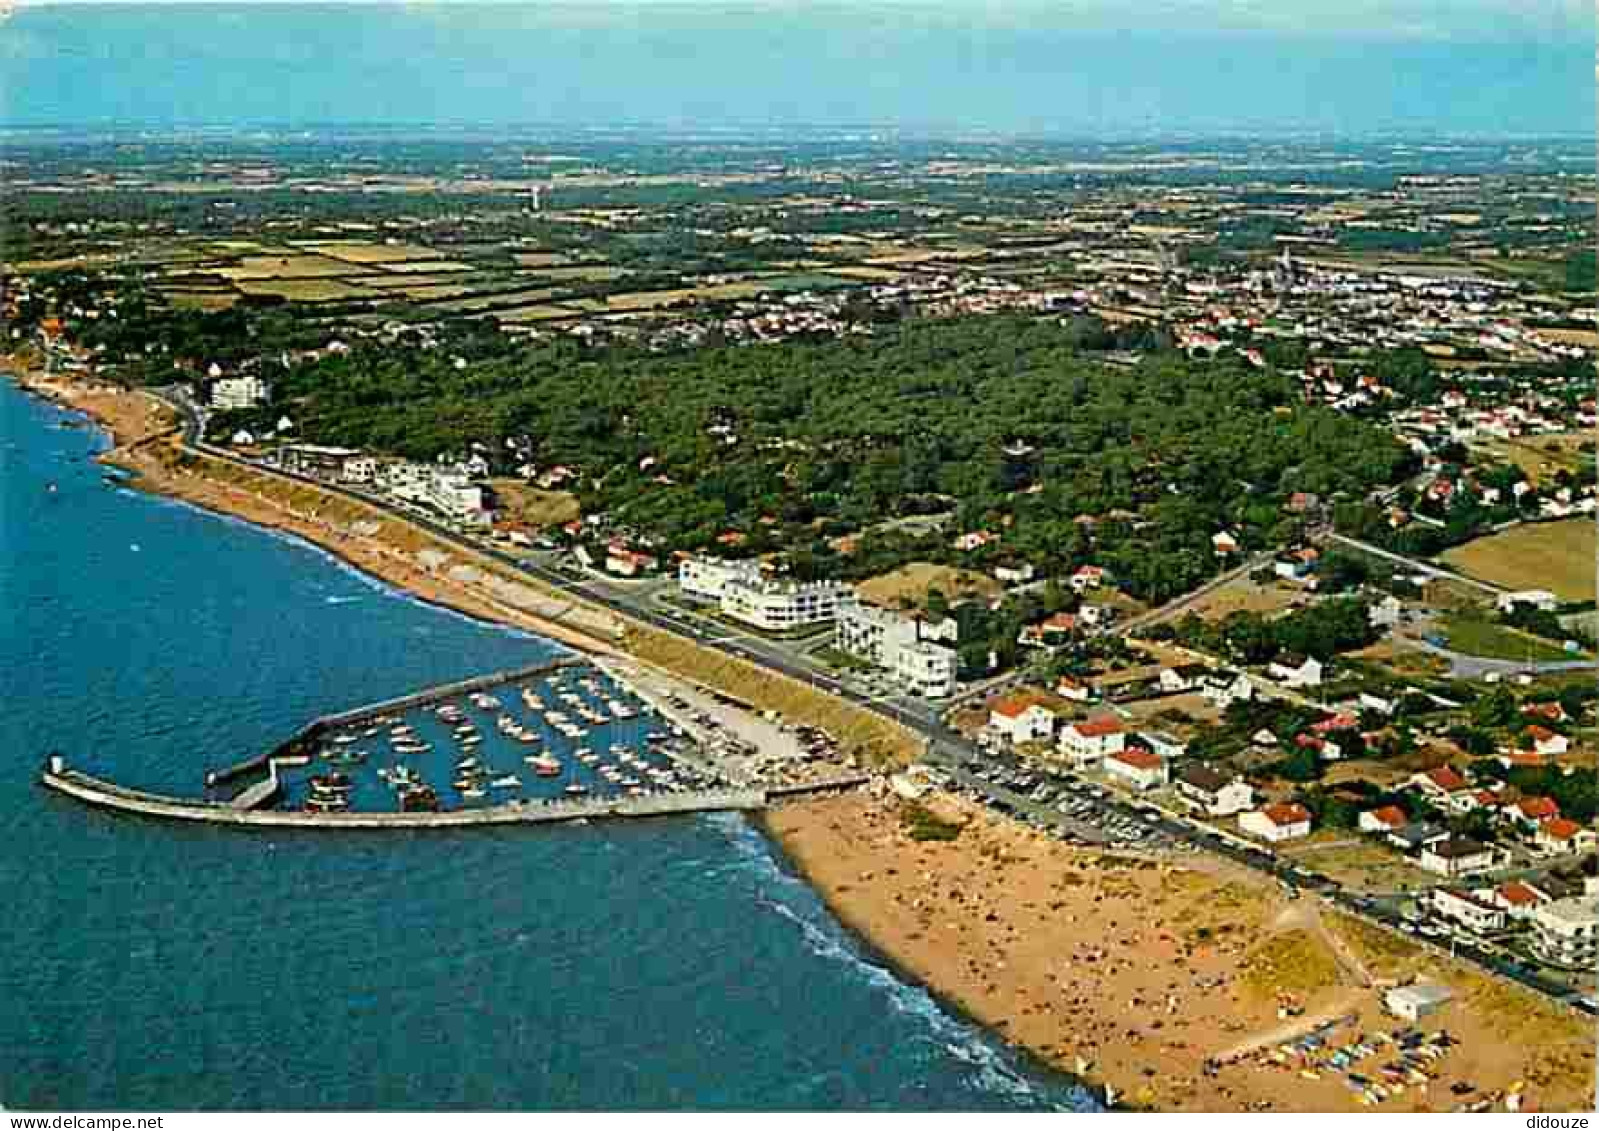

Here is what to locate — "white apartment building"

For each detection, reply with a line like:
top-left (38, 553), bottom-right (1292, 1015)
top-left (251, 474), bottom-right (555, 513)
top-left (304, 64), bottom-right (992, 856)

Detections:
top-left (720, 578), bottom-right (851, 632)
top-left (678, 555), bottom-right (764, 601)
top-left (383, 461), bottom-right (491, 528)
top-left (835, 599), bottom-right (959, 698)
top-left (1530, 898), bottom-right (1598, 969)
top-left (210, 372), bottom-right (271, 410)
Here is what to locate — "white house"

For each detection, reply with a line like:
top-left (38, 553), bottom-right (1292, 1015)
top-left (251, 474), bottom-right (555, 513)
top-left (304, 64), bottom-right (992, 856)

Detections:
top-left (988, 696), bottom-right (1056, 745)
top-left (210, 372), bottom-right (270, 410)
top-left (1428, 888), bottom-right (1506, 933)
top-left (1175, 764), bottom-right (1253, 817)
top-left (1523, 726), bottom-right (1569, 757)
top-left (1200, 670), bottom-right (1254, 709)
top-left (1160, 664), bottom-right (1207, 694)
top-left (1496, 590), bottom-right (1559, 614)
top-left (1530, 898), bottom-right (1598, 969)
top-left (1267, 653), bottom-right (1324, 688)
top-left (1384, 983), bottom-right (1453, 1023)
top-left (1369, 595), bottom-right (1403, 629)
top-left (1419, 837), bottom-right (1496, 878)
top-left (1139, 731), bottom-right (1188, 761)
top-left (1104, 747), bottom-right (1169, 791)
top-left (1358, 805), bottom-right (1408, 835)
top-left (1058, 716), bottom-right (1127, 769)
top-left (1239, 802), bottom-right (1313, 842)
top-left (1535, 818), bottom-right (1598, 857)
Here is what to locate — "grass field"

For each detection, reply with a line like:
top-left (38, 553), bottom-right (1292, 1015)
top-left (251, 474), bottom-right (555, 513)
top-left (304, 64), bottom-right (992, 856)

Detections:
top-left (487, 479), bottom-right (580, 528)
top-left (855, 562), bottom-right (1003, 609)
top-left (1439, 612), bottom-right (1576, 662)
top-left (1441, 518), bottom-right (1596, 603)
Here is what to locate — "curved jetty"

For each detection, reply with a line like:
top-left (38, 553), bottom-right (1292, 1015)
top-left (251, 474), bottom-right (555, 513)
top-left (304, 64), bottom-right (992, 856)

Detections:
top-left (41, 757), bottom-right (766, 829)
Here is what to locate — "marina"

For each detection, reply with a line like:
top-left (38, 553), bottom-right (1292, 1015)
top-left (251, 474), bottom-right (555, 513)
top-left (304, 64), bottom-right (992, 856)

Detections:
top-left (38, 659), bottom-right (863, 828)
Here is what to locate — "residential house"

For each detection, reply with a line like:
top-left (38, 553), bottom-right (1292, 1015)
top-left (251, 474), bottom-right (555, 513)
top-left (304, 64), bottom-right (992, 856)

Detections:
top-left (1387, 821), bottom-right (1450, 854)
top-left (988, 696), bottom-right (1056, 745)
top-left (1267, 653), bottom-right (1323, 688)
top-left (605, 545), bottom-right (658, 578)
top-left (1506, 795), bottom-right (1561, 830)
top-left (1054, 675), bottom-right (1095, 703)
top-left (1535, 818), bottom-right (1598, 857)
top-left (1358, 691), bottom-right (1397, 716)
top-left (210, 372), bottom-right (270, 410)
top-left (1017, 612), bottom-right (1078, 651)
top-left (1419, 836), bottom-right (1496, 878)
top-left (1530, 898), bottom-right (1598, 969)
top-left (1104, 747), bottom-right (1169, 791)
top-left (1174, 765), bottom-right (1252, 817)
top-left (1358, 805), bottom-right (1408, 835)
top-left (1429, 889), bottom-right (1507, 933)
top-left (1496, 590), bottom-right (1559, 614)
top-left (1273, 547), bottom-right (1320, 583)
top-left (1200, 669), bottom-right (1254, 709)
top-left (1139, 731), bottom-right (1188, 761)
top-left (1212, 531), bottom-right (1240, 555)
top-left (1160, 664), bottom-right (1207, 694)
top-left (1070, 565), bottom-right (1109, 593)
top-left (1410, 766), bottom-right (1470, 803)
top-left (1369, 595), bottom-right (1403, 629)
top-left (1523, 726), bottom-right (1569, 757)
top-left (1059, 716), bottom-right (1127, 769)
top-left (1488, 881), bottom-right (1546, 921)
top-left (1239, 802), bottom-right (1313, 842)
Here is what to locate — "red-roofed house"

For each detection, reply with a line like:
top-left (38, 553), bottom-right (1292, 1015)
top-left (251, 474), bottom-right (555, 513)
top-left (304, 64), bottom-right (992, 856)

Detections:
top-left (988, 696), bottom-right (1056, 745)
top-left (1490, 881), bottom-right (1547, 920)
top-left (1239, 802), bottom-right (1313, 843)
top-left (1523, 726), bottom-right (1569, 757)
top-left (1059, 716), bottom-right (1127, 768)
top-left (1104, 747), bottom-right (1168, 791)
top-left (1411, 766), bottom-right (1469, 799)
top-left (1508, 796), bottom-right (1561, 829)
top-left (1312, 713), bottom-right (1360, 735)
top-left (1522, 701), bottom-right (1567, 724)
top-left (1018, 612), bottom-right (1078, 651)
top-left (1536, 818), bottom-right (1598, 857)
top-left (1358, 805), bottom-right (1408, 834)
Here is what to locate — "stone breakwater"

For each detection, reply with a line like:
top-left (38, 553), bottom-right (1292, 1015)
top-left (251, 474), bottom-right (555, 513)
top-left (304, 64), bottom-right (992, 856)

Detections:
top-left (42, 761), bottom-right (767, 829)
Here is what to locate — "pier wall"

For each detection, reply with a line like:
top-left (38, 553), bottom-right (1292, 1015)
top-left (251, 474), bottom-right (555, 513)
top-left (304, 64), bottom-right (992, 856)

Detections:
top-left (44, 764), bottom-right (764, 830)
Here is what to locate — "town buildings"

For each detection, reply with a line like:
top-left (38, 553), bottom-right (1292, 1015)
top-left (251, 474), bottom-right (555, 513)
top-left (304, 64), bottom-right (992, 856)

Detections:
top-left (835, 599), bottom-right (959, 698)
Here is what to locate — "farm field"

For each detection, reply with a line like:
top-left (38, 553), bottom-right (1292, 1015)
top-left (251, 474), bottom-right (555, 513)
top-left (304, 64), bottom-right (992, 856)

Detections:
top-left (1476, 431), bottom-right (1593, 484)
top-left (1441, 517), bottom-right (1596, 602)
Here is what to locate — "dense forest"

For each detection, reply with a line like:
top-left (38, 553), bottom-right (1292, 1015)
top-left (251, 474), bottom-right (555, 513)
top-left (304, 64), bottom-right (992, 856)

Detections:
top-left (254, 315), bottom-right (1411, 601)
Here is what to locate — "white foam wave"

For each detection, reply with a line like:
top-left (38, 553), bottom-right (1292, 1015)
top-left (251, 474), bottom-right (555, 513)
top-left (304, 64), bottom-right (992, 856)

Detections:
top-left (706, 813), bottom-right (1072, 1107)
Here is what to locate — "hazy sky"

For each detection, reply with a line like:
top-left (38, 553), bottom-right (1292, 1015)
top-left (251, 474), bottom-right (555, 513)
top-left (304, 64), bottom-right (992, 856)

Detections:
top-left (3, 2), bottom-right (1593, 135)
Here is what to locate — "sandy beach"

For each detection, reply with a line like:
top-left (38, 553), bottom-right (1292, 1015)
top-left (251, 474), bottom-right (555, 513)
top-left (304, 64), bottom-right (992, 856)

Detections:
top-left (12, 363), bottom-right (1594, 1113)
top-left (765, 791), bottom-right (1596, 1112)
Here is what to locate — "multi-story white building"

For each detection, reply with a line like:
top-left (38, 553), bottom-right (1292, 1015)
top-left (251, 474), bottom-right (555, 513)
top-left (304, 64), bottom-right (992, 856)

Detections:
top-left (210, 372), bottom-right (271, 410)
top-left (678, 555), bottom-right (764, 601)
top-left (720, 578), bottom-right (851, 632)
top-left (835, 599), bottom-right (959, 698)
top-left (383, 461), bottom-right (491, 528)
top-left (1530, 897), bottom-right (1598, 969)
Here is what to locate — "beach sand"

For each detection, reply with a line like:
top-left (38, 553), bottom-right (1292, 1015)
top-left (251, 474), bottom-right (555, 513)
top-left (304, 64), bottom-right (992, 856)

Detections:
top-left (765, 791), bottom-right (1596, 1112)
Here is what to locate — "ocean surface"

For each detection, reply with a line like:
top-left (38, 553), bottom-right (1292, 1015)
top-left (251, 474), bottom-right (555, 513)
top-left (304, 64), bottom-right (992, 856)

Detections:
top-left (0, 379), bottom-right (1094, 1112)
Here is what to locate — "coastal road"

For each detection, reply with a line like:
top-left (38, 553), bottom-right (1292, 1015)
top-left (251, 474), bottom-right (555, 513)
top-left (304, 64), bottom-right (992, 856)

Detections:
top-left (150, 387), bottom-right (1588, 1012)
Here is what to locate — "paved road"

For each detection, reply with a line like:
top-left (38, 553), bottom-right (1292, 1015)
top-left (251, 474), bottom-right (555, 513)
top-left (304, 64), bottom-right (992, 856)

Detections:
top-left (152, 387), bottom-right (1588, 1012)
